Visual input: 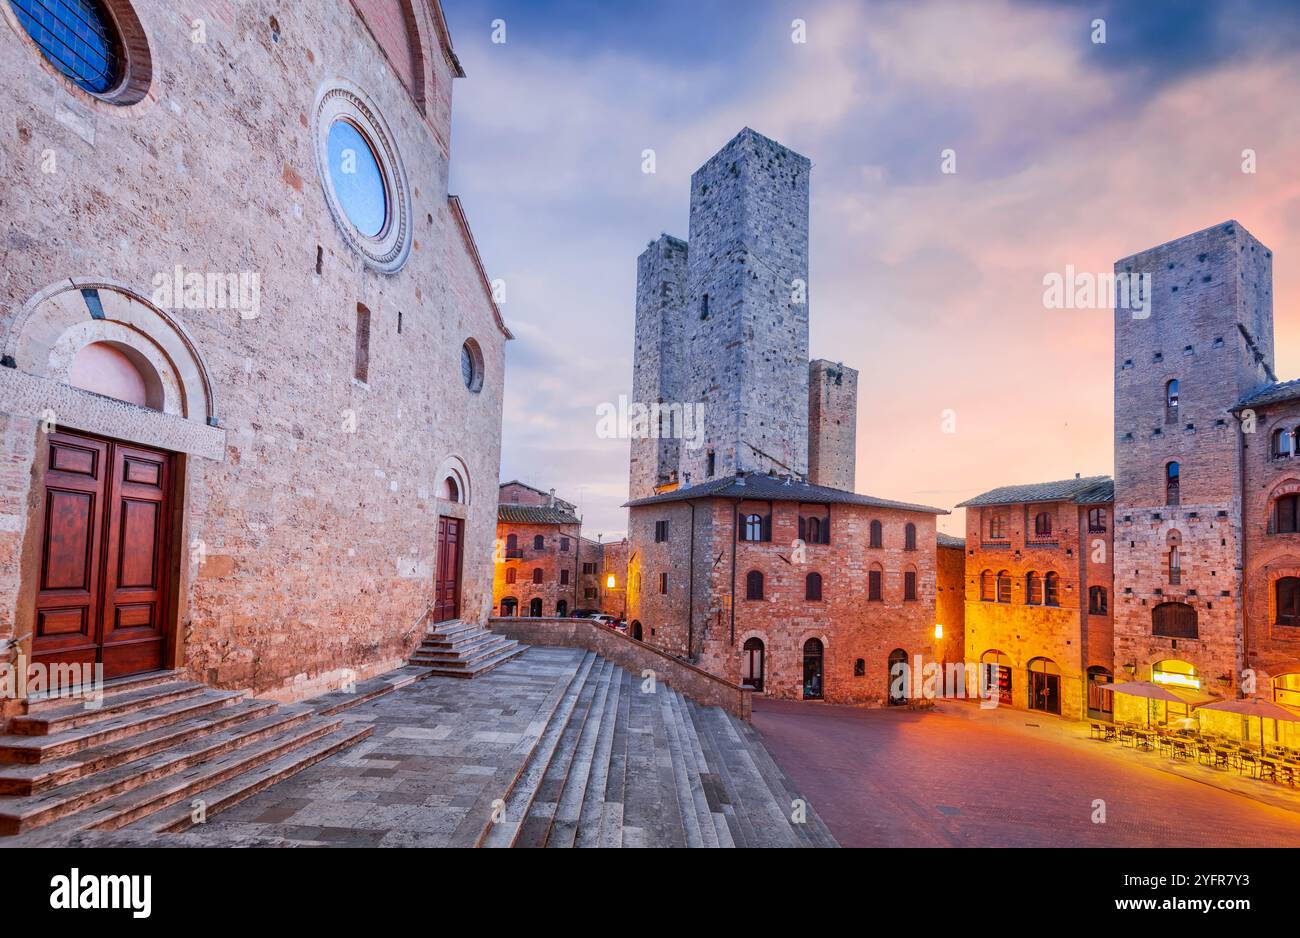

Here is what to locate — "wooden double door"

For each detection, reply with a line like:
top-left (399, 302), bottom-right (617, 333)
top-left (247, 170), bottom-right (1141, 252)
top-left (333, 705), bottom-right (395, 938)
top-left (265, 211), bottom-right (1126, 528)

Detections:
top-left (32, 430), bottom-right (174, 679)
top-left (433, 516), bottom-right (462, 623)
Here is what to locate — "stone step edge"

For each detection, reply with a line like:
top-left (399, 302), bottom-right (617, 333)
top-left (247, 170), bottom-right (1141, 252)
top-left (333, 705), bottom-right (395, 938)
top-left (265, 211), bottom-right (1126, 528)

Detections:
top-left (668, 689), bottom-right (733, 848)
top-left (23, 670), bottom-right (189, 714)
top-left (414, 645), bottom-right (525, 679)
top-left (539, 660), bottom-right (617, 848)
top-left (571, 663), bottom-right (624, 848)
top-left (655, 689), bottom-right (710, 848)
top-left (8, 682), bottom-right (211, 736)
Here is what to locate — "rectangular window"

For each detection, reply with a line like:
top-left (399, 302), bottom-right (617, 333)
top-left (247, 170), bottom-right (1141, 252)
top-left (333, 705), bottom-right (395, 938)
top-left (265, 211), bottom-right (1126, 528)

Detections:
top-left (582, 562), bottom-right (597, 575)
top-left (659, 572), bottom-right (668, 595)
top-left (560, 537), bottom-right (570, 552)
top-left (354, 304), bottom-right (371, 383)
top-left (868, 570), bottom-right (882, 602)
top-left (584, 587), bottom-right (597, 599)
top-left (904, 571), bottom-right (917, 602)
top-left (560, 569), bottom-right (570, 586)
top-left (654, 520), bottom-right (669, 543)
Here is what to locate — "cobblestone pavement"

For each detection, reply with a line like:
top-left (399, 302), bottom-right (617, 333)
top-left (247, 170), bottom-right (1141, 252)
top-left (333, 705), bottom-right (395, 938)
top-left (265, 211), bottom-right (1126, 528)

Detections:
top-left (752, 697), bottom-right (1300, 847)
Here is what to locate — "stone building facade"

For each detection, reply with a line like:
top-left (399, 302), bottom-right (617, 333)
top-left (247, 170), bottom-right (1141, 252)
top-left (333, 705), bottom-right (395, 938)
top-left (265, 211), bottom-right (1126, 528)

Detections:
top-left (623, 129), bottom-right (950, 705)
top-left (493, 482), bottom-right (594, 618)
top-left (958, 477), bottom-right (1115, 721)
top-left (1112, 221), bottom-right (1273, 698)
top-left (934, 533), bottom-right (966, 666)
top-left (0, 0), bottom-right (509, 705)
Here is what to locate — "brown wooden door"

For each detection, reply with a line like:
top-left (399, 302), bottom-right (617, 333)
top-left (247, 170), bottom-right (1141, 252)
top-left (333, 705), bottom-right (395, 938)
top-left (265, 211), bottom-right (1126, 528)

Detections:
top-left (32, 431), bottom-right (172, 679)
top-left (433, 516), bottom-right (462, 623)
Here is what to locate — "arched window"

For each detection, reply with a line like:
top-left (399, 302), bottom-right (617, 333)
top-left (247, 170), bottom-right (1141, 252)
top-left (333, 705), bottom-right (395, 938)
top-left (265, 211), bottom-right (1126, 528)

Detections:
top-left (1044, 571), bottom-right (1060, 606)
top-left (1165, 379), bottom-right (1179, 423)
top-left (500, 597), bottom-right (517, 616)
top-left (904, 523), bottom-right (917, 551)
top-left (741, 513), bottom-right (766, 542)
top-left (1166, 461), bottom-right (1180, 506)
top-left (1276, 577), bottom-right (1300, 626)
top-left (1273, 494), bottom-right (1300, 535)
top-left (532, 568), bottom-right (543, 585)
top-left (805, 572), bottom-right (823, 601)
top-left (505, 567), bottom-right (516, 585)
top-left (988, 513), bottom-right (1007, 540)
top-left (904, 568), bottom-right (918, 602)
top-left (533, 534), bottom-right (545, 550)
top-left (1152, 658), bottom-right (1199, 689)
top-left (1025, 572), bottom-right (1042, 605)
top-left (506, 533), bottom-right (518, 551)
top-left (1034, 512), bottom-right (1052, 537)
top-left (981, 650), bottom-right (1012, 705)
top-left (11, 0), bottom-right (123, 95)
top-left (745, 570), bottom-right (764, 601)
top-left (996, 570), bottom-right (1012, 604)
top-left (868, 564), bottom-right (884, 602)
top-left (69, 341), bottom-right (163, 410)
top-left (439, 474), bottom-right (460, 502)
top-left (869, 519), bottom-right (883, 548)
top-left (802, 638), bottom-right (824, 700)
top-left (1272, 427), bottom-right (1295, 459)
top-left (1087, 508), bottom-right (1107, 533)
top-left (1089, 586), bottom-right (1108, 615)
top-left (1152, 601), bottom-right (1198, 639)
top-left (980, 570), bottom-right (995, 602)
top-left (1275, 673), bottom-right (1300, 708)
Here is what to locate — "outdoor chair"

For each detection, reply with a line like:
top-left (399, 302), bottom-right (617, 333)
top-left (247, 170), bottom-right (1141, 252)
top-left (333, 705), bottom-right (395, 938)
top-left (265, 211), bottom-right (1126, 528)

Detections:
top-left (1259, 759), bottom-right (1278, 783)
top-left (1237, 752), bottom-right (1259, 778)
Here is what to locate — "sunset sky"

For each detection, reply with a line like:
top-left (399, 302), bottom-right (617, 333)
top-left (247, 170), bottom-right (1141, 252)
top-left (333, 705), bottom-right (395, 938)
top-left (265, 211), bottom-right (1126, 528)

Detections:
top-left (441, 0), bottom-right (1300, 539)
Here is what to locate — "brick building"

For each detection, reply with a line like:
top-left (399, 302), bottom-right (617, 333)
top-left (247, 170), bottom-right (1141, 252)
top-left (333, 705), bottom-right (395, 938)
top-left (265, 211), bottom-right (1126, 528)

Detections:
top-left (623, 129), bottom-right (952, 704)
top-left (0, 0), bottom-right (509, 705)
top-left (958, 477), bottom-right (1115, 721)
top-left (934, 533), bottom-right (966, 666)
top-left (494, 482), bottom-right (600, 618)
top-left (599, 537), bottom-right (629, 619)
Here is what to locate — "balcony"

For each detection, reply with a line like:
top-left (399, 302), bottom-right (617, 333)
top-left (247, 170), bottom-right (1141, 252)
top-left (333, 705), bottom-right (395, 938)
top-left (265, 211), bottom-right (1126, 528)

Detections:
top-left (979, 540), bottom-right (1012, 549)
top-left (505, 548), bottom-right (524, 559)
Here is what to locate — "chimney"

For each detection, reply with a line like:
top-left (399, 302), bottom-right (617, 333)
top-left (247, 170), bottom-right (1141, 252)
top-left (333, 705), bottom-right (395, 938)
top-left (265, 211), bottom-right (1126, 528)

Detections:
top-left (548, 488), bottom-right (555, 507)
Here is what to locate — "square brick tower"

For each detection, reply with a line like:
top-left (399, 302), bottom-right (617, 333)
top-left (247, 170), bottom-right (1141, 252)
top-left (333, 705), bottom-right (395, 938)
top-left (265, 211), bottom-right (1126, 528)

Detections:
top-left (1113, 221), bottom-right (1275, 692)
top-left (677, 128), bottom-right (811, 485)
top-left (629, 234), bottom-right (689, 500)
top-left (808, 359), bottom-right (858, 490)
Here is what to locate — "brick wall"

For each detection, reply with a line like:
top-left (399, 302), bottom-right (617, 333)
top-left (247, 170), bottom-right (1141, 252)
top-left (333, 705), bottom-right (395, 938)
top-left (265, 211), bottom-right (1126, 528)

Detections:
top-left (494, 520), bottom-right (584, 617)
top-left (808, 359), bottom-right (858, 491)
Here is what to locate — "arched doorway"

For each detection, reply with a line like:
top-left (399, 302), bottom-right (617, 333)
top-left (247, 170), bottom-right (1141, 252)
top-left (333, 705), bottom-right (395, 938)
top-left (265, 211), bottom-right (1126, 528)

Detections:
top-left (1087, 666), bottom-right (1114, 720)
top-left (981, 650), bottom-right (1012, 706)
top-left (556, 599), bottom-right (567, 617)
top-left (499, 597), bottom-right (517, 617)
top-left (802, 638), bottom-right (824, 700)
top-left (887, 648), bottom-right (909, 705)
top-left (742, 638), bottom-right (765, 692)
top-left (1152, 658), bottom-right (1200, 690)
top-left (631, 620), bottom-right (643, 641)
top-left (1028, 657), bottom-right (1061, 715)
top-left (528, 598), bottom-right (543, 617)
top-left (1275, 673), bottom-right (1300, 708)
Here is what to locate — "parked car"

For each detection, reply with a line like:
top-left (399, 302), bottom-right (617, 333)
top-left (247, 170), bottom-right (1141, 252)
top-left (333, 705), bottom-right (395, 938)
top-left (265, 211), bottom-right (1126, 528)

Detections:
top-left (569, 608), bottom-right (600, 619)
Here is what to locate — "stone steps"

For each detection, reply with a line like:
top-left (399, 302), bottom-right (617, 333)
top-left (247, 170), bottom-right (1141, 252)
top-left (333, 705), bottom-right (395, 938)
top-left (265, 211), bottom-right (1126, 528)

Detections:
top-left (476, 649), bottom-right (831, 848)
top-left (409, 620), bottom-right (525, 678)
top-left (0, 675), bottom-right (371, 841)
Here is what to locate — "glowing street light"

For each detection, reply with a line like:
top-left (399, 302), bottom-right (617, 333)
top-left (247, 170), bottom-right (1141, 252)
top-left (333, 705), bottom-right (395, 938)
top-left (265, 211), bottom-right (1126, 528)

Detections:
top-left (607, 574), bottom-right (616, 589)
top-left (934, 623), bottom-right (943, 640)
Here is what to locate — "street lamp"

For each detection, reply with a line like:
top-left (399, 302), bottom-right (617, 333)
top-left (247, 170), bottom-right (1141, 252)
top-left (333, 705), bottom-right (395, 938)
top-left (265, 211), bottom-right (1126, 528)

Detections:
top-left (934, 623), bottom-right (943, 640)
top-left (607, 574), bottom-right (616, 589)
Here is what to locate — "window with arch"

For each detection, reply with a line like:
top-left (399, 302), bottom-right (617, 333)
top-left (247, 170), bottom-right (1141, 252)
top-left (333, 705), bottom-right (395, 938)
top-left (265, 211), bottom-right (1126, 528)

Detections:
top-left (1275, 673), bottom-right (1300, 708)
top-left (1273, 494), bottom-right (1300, 535)
top-left (506, 533), bottom-right (518, 552)
top-left (1165, 462), bottom-right (1180, 506)
top-left (904, 569), bottom-right (917, 602)
top-left (1273, 427), bottom-right (1296, 459)
top-left (533, 535), bottom-right (545, 550)
top-left (740, 513), bottom-right (768, 543)
top-left (869, 519), bottom-right (883, 548)
top-left (439, 474), bottom-right (461, 503)
top-left (980, 570), bottom-right (995, 602)
top-left (1087, 507), bottom-right (1107, 533)
top-left (988, 513), bottom-right (1008, 540)
top-left (1276, 577), bottom-right (1300, 627)
top-left (996, 570), bottom-right (1012, 604)
top-left (532, 568), bottom-right (543, 585)
top-left (1152, 601), bottom-right (1198, 639)
top-left (9, 0), bottom-right (151, 103)
top-left (805, 572), bottom-right (822, 601)
top-left (461, 339), bottom-right (484, 393)
top-left (888, 648), bottom-right (909, 705)
top-left (1044, 571), bottom-right (1060, 606)
top-left (904, 523), bottom-right (917, 551)
top-left (1165, 378), bottom-right (1179, 423)
top-left (1089, 586), bottom-right (1108, 615)
top-left (745, 570), bottom-right (765, 601)
top-left (1025, 571), bottom-right (1042, 605)
top-left (868, 566), bottom-right (883, 602)
top-left (505, 567), bottom-right (516, 585)
top-left (1033, 512), bottom-right (1052, 537)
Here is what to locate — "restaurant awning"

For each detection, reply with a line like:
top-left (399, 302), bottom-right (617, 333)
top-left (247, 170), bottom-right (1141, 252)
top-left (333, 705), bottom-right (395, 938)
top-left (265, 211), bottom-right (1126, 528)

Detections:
top-left (1195, 697), bottom-right (1300, 722)
top-left (1099, 681), bottom-right (1183, 702)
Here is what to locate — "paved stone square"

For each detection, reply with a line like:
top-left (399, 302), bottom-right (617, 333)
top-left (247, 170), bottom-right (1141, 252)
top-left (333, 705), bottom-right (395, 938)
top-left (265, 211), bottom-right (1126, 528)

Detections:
top-left (752, 698), bottom-right (1300, 848)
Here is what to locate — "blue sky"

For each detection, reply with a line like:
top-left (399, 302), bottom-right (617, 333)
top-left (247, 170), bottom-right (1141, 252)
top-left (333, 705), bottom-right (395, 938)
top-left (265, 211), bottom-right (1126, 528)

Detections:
top-left (442, 0), bottom-right (1300, 539)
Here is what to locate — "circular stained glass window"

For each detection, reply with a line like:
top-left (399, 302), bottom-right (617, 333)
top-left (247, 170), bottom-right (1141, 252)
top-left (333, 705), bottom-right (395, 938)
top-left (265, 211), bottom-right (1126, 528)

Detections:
top-left (461, 340), bottom-right (484, 393)
top-left (326, 119), bottom-right (388, 238)
top-left (11, 0), bottom-right (122, 94)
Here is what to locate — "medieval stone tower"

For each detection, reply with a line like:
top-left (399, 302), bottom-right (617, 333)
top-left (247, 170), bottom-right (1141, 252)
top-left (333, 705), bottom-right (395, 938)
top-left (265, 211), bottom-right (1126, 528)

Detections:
top-left (1112, 221), bottom-right (1275, 690)
top-left (808, 359), bottom-right (858, 490)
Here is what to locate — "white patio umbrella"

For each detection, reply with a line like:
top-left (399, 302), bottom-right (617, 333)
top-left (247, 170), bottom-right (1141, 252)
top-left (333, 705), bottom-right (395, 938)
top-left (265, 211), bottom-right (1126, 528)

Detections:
top-left (1195, 697), bottom-right (1300, 753)
top-left (1105, 681), bottom-right (1185, 727)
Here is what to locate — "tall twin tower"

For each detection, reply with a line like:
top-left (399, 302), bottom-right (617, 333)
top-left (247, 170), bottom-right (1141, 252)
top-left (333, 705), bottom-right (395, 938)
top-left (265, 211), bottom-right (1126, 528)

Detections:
top-left (629, 128), bottom-right (858, 501)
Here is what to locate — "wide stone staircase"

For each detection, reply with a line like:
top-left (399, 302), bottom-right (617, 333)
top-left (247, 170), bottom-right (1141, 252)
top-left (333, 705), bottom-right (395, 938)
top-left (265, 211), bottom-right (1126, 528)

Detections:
top-left (0, 669), bottom-right (372, 842)
top-left (476, 651), bottom-right (837, 848)
top-left (408, 619), bottom-right (524, 678)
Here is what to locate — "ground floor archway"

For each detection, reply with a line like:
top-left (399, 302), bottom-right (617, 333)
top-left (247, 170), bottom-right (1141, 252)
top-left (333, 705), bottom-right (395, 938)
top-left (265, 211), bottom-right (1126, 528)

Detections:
top-left (742, 637), bottom-right (765, 692)
top-left (631, 620), bottom-right (643, 641)
top-left (802, 638), bottom-right (824, 700)
top-left (887, 648), bottom-right (909, 705)
top-left (528, 598), bottom-right (543, 617)
top-left (1028, 657), bottom-right (1061, 715)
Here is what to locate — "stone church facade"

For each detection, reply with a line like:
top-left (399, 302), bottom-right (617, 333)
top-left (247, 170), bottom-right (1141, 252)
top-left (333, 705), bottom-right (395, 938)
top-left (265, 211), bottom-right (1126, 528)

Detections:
top-left (0, 0), bottom-right (509, 709)
top-left (622, 129), bottom-right (953, 705)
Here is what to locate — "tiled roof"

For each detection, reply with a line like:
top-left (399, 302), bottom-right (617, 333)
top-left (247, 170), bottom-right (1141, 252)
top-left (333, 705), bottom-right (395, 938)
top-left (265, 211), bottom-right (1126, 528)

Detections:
top-left (497, 505), bottom-right (580, 525)
top-left (624, 473), bottom-right (948, 514)
top-left (1236, 379), bottom-right (1300, 411)
top-left (956, 475), bottom-right (1113, 508)
top-left (936, 533), bottom-right (966, 549)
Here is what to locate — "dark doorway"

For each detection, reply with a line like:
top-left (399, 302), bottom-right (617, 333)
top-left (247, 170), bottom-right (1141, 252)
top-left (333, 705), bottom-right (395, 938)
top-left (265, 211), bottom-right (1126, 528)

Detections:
top-left (887, 648), bottom-right (909, 705)
top-left (499, 597), bottom-right (517, 617)
top-left (1087, 666), bottom-right (1114, 721)
top-left (556, 599), bottom-right (567, 617)
top-left (742, 637), bottom-right (765, 692)
top-left (1028, 658), bottom-right (1061, 715)
top-left (631, 620), bottom-right (643, 641)
top-left (32, 430), bottom-right (174, 680)
top-left (528, 597), bottom-right (543, 617)
top-left (434, 516), bottom-right (462, 623)
top-left (802, 638), bottom-right (824, 700)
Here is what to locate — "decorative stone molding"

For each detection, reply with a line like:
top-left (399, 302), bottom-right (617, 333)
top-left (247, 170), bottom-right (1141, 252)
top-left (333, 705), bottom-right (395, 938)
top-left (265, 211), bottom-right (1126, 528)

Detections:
top-left (312, 79), bottom-right (413, 274)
